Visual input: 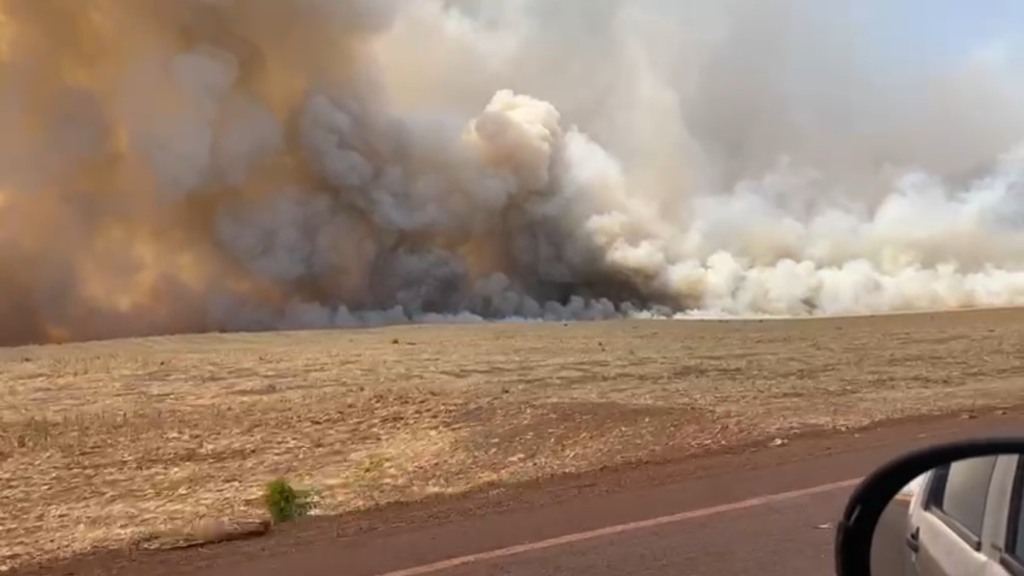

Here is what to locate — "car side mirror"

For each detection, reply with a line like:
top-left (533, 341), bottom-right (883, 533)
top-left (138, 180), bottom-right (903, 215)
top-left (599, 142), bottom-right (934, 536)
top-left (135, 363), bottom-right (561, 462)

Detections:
top-left (836, 438), bottom-right (1024, 576)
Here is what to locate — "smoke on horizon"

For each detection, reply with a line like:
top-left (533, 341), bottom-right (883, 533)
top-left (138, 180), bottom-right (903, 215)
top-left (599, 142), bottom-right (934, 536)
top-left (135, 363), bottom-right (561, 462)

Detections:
top-left (2, 0), bottom-right (1024, 346)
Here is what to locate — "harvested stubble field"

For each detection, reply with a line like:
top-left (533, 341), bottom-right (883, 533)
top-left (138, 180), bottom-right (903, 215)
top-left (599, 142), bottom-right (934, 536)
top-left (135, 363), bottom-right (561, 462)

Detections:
top-left (2, 308), bottom-right (1024, 570)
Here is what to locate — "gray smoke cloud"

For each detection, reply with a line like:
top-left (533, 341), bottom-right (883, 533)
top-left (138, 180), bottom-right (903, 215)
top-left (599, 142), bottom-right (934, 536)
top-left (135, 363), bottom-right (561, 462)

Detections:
top-left (2, 0), bottom-right (1024, 346)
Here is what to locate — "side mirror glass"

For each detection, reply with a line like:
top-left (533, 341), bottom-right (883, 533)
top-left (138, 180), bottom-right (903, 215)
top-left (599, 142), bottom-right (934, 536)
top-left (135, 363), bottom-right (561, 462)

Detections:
top-left (836, 440), bottom-right (1024, 576)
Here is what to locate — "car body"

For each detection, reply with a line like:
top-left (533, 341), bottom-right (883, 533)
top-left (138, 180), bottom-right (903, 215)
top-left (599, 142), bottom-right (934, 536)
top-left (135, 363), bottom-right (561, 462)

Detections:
top-left (905, 454), bottom-right (1024, 576)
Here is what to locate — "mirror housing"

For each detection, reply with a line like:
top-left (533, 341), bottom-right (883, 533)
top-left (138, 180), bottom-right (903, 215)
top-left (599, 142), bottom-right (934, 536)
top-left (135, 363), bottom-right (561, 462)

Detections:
top-left (836, 438), bottom-right (1024, 576)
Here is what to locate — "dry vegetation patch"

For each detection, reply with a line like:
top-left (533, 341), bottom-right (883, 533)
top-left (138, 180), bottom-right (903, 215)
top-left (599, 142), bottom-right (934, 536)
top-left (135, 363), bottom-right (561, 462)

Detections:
top-left (2, 309), bottom-right (1024, 569)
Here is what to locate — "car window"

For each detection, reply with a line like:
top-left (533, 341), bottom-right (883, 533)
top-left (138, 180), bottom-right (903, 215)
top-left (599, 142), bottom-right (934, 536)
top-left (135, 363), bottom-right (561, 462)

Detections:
top-left (1008, 459), bottom-right (1024, 559)
top-left (1016, 506), bottom-right (1024, 559)
top-left (927, 456), bottom-right (998, 539)
top-left (998, 458), bottom-right (1024, 576)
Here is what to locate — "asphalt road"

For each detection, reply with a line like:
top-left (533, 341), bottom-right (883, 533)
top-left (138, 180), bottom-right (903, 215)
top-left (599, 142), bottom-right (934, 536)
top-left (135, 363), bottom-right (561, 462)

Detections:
top-left (422, 487), bottom-right (846, 576)
top-left (21, 411), bottom-right (1024, 576)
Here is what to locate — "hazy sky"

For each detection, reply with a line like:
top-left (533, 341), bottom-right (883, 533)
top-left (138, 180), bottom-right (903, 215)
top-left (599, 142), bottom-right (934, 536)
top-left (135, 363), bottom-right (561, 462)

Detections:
top-left (859, 0), bottom-right (1023, 69)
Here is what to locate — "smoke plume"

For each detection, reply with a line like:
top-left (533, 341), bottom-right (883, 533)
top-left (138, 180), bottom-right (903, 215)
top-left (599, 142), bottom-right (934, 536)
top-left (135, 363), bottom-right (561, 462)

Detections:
top-left (2, 0), bottom-right (1024, 346)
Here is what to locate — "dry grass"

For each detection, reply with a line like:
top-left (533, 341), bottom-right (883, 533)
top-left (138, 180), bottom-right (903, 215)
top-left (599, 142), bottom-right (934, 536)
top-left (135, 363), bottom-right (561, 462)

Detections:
top-left (2, 308), bottom-right (1024, 570)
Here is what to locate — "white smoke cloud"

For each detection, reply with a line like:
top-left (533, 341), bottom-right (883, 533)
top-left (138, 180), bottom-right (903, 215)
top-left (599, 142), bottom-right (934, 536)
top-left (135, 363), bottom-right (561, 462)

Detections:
top-left (1, 0), bottom-right (1024, 346)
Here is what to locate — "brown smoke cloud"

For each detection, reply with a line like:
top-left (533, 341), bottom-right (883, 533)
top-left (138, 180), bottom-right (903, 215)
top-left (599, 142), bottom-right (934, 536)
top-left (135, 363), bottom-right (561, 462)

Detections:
top-left (0, 0), bottom-right (385, 344)
top-left (2, 0), bottom-right (1024, 347)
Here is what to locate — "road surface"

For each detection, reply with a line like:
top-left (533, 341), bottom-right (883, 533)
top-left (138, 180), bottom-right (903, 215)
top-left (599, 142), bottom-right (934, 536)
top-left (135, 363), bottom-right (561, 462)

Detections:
top-left (18, 410), bottom-right (1024, 576)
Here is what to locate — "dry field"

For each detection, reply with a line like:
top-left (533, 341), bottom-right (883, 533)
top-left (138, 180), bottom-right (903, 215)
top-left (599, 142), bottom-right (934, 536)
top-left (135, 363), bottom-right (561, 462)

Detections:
top-left (2, 308), bottom-right (1024, 570)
